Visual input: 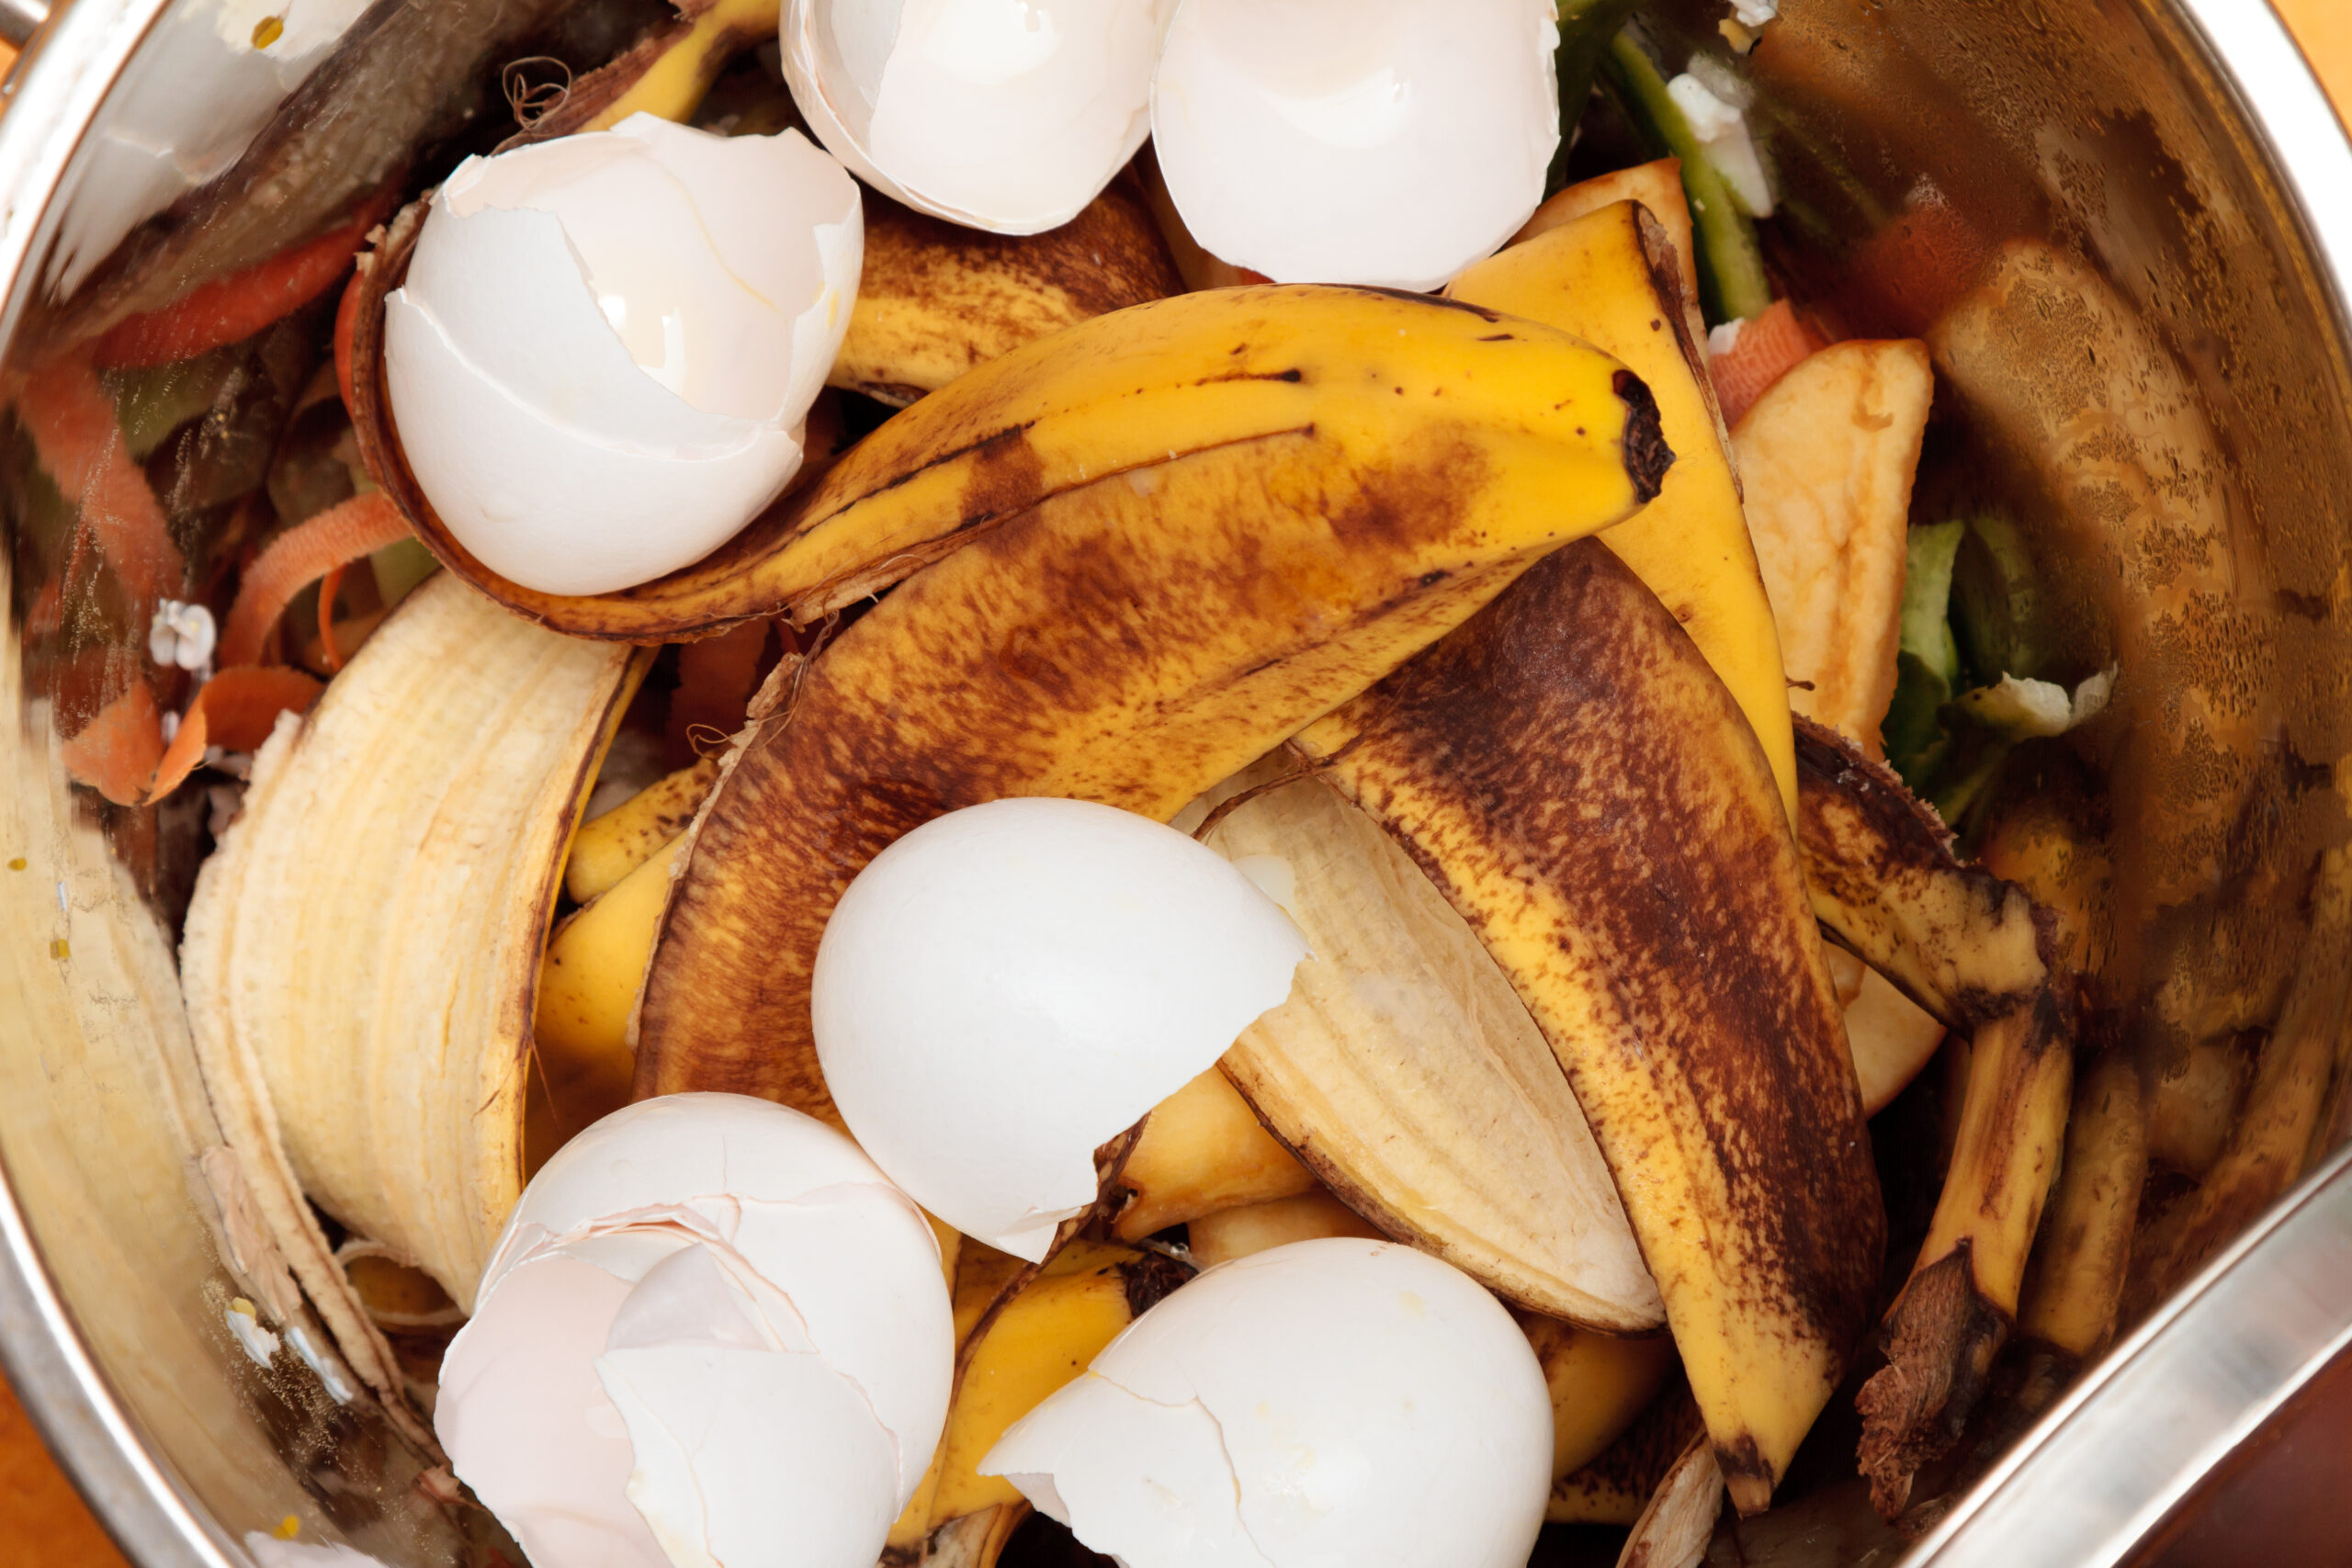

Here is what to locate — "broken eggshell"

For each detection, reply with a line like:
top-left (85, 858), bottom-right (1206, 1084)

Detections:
top-left (383, 115), bottom-right (861, 597)
top-left (782, 0), bottom-right (1170, 234)
top-left (436, 1094), bottom-right (953, 1568)
top-left (811, 797), bottom-right (1307, 1263)
top-left (1150, 0), bottom-right (1559, 290)
top-left (982, 1237), bottom-right (1553, 1568)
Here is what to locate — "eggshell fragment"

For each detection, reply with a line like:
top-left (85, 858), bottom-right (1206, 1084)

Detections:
top-left (812, 798), bottom-right (1306, 1262)
top-left (384, 116), bottom-right (861, 596)
top-left (983, 1238), bottom-right (1553, 1568)
top-left (784, 0), bottom-right (1170, 234)
top-left (1150, 0), bottom-right (1559, 289)
top-left (436, 1095), bottom-right (954, 1568)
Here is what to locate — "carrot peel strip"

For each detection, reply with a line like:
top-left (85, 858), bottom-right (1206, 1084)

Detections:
top-left (92, 192), bottom-right (396, 371)
top-left (61, 683), bottom-right (165, 806)
top-left (19, 351), bottom-right (185, 604)
top-left (219, 491), bottom-right (413, 669)
top-left (1712, 299), bottom-right (1824, 430)
top-left (148, 666), bottom-right (324, 802)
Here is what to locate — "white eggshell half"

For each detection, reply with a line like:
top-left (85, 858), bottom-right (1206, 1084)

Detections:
top-left (600, 1344), bottom-right (901, 1568)
top-left (812, 798), bottom-right (1307, 1262)
top-left (384, 121), bottom-right (861, 595)
top-left (983, 1238), bottom-right (1554, 1568)
top-left (1150, 0), bottom-right (1560, 289)
top-left (783, 0), bottom-right (1169, 234)
top-left (437, 1251), bottom-right (670, 1568)
top-left (438, 1096), bottom-right (955, 1566)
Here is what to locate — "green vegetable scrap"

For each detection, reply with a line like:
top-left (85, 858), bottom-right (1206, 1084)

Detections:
top-left (1597, 31), bottom-right (1771, 324)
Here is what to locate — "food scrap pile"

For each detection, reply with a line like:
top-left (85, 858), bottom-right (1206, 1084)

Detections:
top-left (21, 0), bottom-right (2297, 1564)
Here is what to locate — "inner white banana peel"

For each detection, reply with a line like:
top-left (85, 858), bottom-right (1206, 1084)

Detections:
top-left (1204, 763), bottom-right (1663, 1332)
top-left (182, 573), bottom-right (644, 1315)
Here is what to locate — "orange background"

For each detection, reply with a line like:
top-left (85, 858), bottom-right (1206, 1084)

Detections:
top-left (0, 6), bottom-right (2346, 1565)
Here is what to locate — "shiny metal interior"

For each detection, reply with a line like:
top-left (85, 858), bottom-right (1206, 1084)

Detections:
top-left (0, 0), bottom-right (2346, 1565)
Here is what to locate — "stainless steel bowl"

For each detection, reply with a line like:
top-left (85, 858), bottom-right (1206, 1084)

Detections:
top-left (0, 2), bottom-right (2345, 1564)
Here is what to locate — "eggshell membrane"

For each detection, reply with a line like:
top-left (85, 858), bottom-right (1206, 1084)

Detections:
top-left (812, 798), bottom-right (1306, 1262)
top-left (783, 0), bottom-right (1165, 234)
top-left (1150, 0), bottom-right (1559, 290)
top-left (383, 122), bottom-right (860, 595)
top-left (983, 1239), bottom-right (1554, 1568)
top-left (439, 1097), bottom-right (955, 1566)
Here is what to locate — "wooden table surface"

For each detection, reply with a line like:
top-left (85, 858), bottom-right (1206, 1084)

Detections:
top-left (0, 6), bottom-right (2346, 1564)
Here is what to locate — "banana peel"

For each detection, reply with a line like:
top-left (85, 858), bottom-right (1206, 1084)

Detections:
top-left (1521, 1316), bottom-right (1679, 1486)
top-left (629, 292), bottom-right (1668, 1115)
top-left (350, 244), bottom-right (1666, 642)
top-left (1549, 1385), bottom-right (1706, 1528)
top-left (181, 573), bottom-right (647, 1317)
top-left (1450, 197), bottom-right (1797, 822)
top-left (886, 1238), bottom-right (1189, 1565)
top-left (565, 756), bottom-right (717, 903)
top-left (1295, 540), bottom-right (1883, 1515)
top-left (1108, 1067), bottom-right (1316, 1241)
top-left (1204, 762), bottom-right (1663, 1332)
top-left (1184, 1189), bottom-right (1382, 1269)
top-left (1790, 717), bottom-right (2075, 1517)
top-left (833, 183), bottom-right (1182, 407)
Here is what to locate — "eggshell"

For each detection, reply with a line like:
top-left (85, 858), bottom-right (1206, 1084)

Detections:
top-left (783, 0), bottom-right (1170, 234)
top-left (384, 119), bottom-right (861, 596)
top-left (436, 1096), bottom-right (955, 1568)
top-left (982, 1238), bottom-right (1554, 1568)
top-left (812, 798), bottom-right (1306, 1261)
top-left (1150, 0), bottom-right (1560, 289)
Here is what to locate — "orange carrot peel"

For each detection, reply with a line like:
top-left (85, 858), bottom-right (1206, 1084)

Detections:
top-left (1711, 299), bottom-right (1824, 429)
top-left (60, 683), bottom-right (168, 807)
top-left (219, 491), bottom-right (413, 668)
top-left (19, 350), bottom-right (186, 604)
top-left (91, 189), bottom-right (397, 372)
top-left (147, 665), bottom-right (325, 801)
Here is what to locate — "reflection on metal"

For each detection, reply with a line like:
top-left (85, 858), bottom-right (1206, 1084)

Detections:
top-left (0, 0), bottom-right (2341, 1565)
top-left (1905, 1142), bottom-right (2352, 1568)
top-left (0, 0), bottom-right (50, 51)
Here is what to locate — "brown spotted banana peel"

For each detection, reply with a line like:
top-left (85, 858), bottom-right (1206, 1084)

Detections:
top-left (350, 263), bottom-right (1664, 641)
top-left (833, 181), bottom-right (1182, 408)
top-left (1790, 717), bottom-right (2075, 1519)
top-left (630, 290), bottom-right (1670, 1116)
top-left (1449, 197), bottom-right (1797, 823)
top-left (181, 574), bottom-right (647, 1319)
top-left (1295, 541), bottom-right (1885, 1517)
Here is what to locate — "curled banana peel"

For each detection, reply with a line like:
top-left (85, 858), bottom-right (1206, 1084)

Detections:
top-left (887, 1238), bottom-right (1189, 1567)
top-left (1204, 762), bottom-right (1662, 1331)
top-left (833, 184), bottom-right (1182, 407)
top-left (1521, 1317), bottom-right (1679, 1488)
top-left (1296, 542), bottom-right (1884, 1516)
top-left (629, 288), bottom-right (1668, 1114)
top-left (1450, 197), bottom-right (1797, 824)
top-left (1549, 1385), bottom-right (1706, 1528)
top-left (1790, 717), bottom-right (2075, 1518)
top-left (1618, 1435), bottom-right (1727, 1568)
top-left (1109, 1067), bottom-right (1316, 1241)
top-left (351, 243), bottom-right (1662, 641)
top-left (179, 575), bottom-right (644, 1440)
top-left (566, 756), bottom-right (717, 903)
top-left (1185, 1188), bottom-right (1382, 1268)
